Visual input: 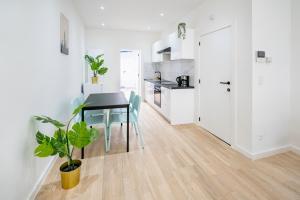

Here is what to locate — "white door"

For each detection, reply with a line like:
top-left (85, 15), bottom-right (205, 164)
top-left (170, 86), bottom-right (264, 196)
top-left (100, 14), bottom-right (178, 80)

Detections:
top-left (199, 27), bottom-right (233, 145)
top-left (120, 50), bottom-right (140, 98)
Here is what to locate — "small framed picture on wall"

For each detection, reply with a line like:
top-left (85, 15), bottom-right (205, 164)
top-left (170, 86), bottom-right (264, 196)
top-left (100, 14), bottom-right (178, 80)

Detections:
top-left (60, 13), bottom-right (69, 55)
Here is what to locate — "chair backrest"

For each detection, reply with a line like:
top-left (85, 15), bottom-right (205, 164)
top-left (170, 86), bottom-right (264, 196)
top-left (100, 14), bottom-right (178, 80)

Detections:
top-left (71, 95), bottom-right (84, 122)
top-left (132, 95), bottom-right (141, 119)
top-left (129, 91), bottom-right (136, 103)
top-left (128, 91), bottom-right (136, 110)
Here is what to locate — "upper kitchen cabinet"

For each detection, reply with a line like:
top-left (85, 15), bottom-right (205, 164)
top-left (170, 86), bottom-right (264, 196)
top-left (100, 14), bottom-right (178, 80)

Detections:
top-left (151, 29), bottom-right (195, 63)
top-left (152, 40), bottom-right (164, 63)
top-left (168, 29), bottom-right (194, 60)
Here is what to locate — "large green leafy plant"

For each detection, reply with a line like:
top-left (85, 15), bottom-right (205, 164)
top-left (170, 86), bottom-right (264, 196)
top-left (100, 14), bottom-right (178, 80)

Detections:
top-left (34, 104), bottom-right (98, 171)
top-left (85, 54), bottom-right (108, 77)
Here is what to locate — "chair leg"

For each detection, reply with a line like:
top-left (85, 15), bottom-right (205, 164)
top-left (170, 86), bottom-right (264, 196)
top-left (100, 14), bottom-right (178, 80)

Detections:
top-left (133, 122), bottom-right (139, 135)
top-left (104, 126), bottom-right (109, 152)
top-left (134, 122), bottom-right (144, 148)
top-left (107, 125), bottom-right (112, 152)
top-left (106, 111), bottom-right (110, 128)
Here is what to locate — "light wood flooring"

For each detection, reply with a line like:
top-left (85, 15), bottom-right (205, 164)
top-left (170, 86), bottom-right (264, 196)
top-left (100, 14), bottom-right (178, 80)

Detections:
top-left (36, 103), bottom-right (300, 200)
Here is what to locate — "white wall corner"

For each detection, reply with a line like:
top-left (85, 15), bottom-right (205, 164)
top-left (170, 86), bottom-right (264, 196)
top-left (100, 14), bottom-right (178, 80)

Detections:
top-left (232, 145), bottom-right (254, 160)
top-left (27, 157), bottom-right (58, 200)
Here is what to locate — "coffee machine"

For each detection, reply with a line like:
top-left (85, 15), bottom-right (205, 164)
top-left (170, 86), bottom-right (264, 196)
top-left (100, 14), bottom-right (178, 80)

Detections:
top-left (176, 75), bottom-right (190, 87)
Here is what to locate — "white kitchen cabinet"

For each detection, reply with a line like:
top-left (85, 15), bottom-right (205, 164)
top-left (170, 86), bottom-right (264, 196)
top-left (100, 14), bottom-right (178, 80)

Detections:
top-left (144, 81), bottom-right (154, 105)
top-left (151, 29), bottom-right (194, 62)
top-left (151, 40), bottom-right (163, 63)
top-left (161, 87), bottom-right (170, 119)
top-left (144, 81), bottom-right (194, 125)
top-left (168, 89), bottom-right (194, 125)
top-left (168, 29), bottom-right (194, 60)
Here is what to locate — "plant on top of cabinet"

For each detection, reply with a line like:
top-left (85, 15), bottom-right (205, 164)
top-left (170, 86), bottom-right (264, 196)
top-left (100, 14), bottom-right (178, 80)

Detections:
top-left (85, 54), bottom-right (108, 84)
top-left (178, 23), bottom-right (186, 40)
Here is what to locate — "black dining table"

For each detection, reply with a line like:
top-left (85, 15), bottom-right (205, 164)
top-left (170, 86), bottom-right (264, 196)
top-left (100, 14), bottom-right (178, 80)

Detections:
top-left (81, 92), bottom-right (130, 159)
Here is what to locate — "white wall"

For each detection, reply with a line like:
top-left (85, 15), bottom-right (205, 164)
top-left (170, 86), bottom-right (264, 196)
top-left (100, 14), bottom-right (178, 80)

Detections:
top-left (161, 0), bottom-right (253, 153)
top-left (161, 0), bottom-right (296, 156)
top-left (0, 0), bottom-right (85, 199)
top-left (252, 0), bottom-right (291, 153)
top-left (85, 29), bottom-right (160, 94)
top-left (291, 0), bottom-right (300, 149)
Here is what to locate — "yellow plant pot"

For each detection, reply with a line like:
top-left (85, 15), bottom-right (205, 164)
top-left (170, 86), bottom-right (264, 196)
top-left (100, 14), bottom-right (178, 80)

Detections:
top-left (60, 160), bottom-right (81, 190)
top-left (91, 76), bottom-right (98, 84)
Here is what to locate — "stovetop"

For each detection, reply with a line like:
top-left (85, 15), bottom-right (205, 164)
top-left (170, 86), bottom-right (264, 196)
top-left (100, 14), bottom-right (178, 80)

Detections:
top-left (144, 79), bottom-right (195, 90)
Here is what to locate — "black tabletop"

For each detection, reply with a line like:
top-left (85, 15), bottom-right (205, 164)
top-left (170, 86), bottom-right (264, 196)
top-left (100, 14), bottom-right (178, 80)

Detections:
top-left (83, 92), bottom-right (129, 110)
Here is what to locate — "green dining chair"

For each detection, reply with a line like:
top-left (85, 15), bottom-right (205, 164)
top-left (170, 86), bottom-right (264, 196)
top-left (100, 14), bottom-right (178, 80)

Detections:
top-left (110, 91), bottom-right (136, 114)
top-left (72, 96), bottom-right (109, 152)
top-left (106, 95), bottom-right (144, 151)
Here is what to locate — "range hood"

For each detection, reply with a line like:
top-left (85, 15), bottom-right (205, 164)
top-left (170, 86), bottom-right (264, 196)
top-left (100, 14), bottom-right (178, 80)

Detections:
top-left (157, 47), bottom-right (171, 54)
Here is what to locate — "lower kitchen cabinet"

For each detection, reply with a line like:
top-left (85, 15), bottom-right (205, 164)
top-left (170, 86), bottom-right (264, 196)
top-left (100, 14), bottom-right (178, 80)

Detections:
top-left (145, 81), bottom-right (154, 104)
top-left (161, 87), bottom-right (170, 119)
top-left (165, 88), bottom-right (194, 125)
top-left (144, 81), bottom-right (194, 125)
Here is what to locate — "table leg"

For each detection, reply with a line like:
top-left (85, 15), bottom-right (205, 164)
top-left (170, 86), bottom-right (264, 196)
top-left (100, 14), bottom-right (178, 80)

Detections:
top-left (127, 105), bottom-right (129, 152)
top-left (81, 109), bottom-right (85, 159)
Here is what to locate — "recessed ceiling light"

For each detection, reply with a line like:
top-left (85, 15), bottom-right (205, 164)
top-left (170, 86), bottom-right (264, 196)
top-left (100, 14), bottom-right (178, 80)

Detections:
top-left (101, 23), bottom-right (105, 26)
top-left (100, 6), bottom-right (104, 10)
top-left (160, 13), bottom-right (165, 17)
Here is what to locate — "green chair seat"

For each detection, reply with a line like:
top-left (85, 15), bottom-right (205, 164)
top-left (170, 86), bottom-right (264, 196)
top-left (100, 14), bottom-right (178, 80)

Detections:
top-left (106, 95), bottom-right (144, 151)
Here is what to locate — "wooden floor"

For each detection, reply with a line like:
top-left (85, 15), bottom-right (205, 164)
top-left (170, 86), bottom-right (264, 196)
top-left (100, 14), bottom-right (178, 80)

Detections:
top-left (36, 103), bottom-right (300, 200)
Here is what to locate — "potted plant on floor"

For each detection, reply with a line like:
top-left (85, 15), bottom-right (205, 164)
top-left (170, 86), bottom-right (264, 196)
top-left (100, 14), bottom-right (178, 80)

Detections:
top-left (85, 54), bottom-right (108, 84)
top-left (34, 104), bottom-right (98, 189)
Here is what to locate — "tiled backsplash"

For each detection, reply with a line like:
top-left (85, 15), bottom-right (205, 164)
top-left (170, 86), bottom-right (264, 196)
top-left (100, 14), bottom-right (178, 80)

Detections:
top-left (144, 60), bottom-right (195, 84)
top-left (143, 62), bottom-right (157, 79)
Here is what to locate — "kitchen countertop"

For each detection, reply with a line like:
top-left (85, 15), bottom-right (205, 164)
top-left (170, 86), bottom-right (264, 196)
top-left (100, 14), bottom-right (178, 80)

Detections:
top-left (144, 79), bottom-right (195, 90)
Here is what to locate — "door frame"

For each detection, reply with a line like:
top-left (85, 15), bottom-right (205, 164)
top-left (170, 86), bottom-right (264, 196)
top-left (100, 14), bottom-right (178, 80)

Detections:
top-left (196, 23), bottom-right (238, 146)
top-left (119, 49), bottom-right (142, 96)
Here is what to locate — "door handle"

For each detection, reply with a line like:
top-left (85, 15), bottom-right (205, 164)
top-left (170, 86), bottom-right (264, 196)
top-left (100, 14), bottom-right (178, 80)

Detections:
top-left (220, 81), bottom-right (231, 85)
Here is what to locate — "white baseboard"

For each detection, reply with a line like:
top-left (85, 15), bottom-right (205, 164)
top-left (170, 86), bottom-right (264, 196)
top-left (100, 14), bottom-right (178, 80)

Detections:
top-left (233, 144), bottom-right (299, 160)
top-left (27, 157), bottom-right (58, 200)
top-left (251, 145), bottom-right (291, 160)
top-left (193, 123), bottom-right (299, 159)
top-left (291, 145), bottom-right (300, 155)
top-left (232, 145), bottom-right (253, 159)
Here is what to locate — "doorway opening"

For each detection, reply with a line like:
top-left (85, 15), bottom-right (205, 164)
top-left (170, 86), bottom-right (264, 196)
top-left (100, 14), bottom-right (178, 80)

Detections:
top-left (120, 49), bottom-right (141, 98)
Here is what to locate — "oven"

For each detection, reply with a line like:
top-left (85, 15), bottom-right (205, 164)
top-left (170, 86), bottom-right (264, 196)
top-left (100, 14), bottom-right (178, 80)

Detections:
top-left (154, 84), bottom-right (161, 107)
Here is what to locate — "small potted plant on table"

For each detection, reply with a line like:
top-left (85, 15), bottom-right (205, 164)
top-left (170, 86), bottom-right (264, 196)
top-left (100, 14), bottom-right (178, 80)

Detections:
top-left (85, 54), bottom-right (108, 84)
top-left (34, 104), bottom-right (98, 189)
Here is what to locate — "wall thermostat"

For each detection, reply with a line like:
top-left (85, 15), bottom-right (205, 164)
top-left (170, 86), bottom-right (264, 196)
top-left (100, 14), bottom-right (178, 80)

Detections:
top-left (256, 51), bottom-right (271, 63)
top-left (257, 51), bottom-right (265, 58)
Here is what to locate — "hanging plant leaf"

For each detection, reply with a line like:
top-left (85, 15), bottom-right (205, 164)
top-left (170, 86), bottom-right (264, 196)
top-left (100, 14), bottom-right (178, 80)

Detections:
top-left (98, 67), bottom-right (108, 75)
top-left (72, 103), bottom-right (86, 116)
top-left (34, 116), bottom-right (65, 128)
top-left (34, 142), bottom-right (54, 157)
top-left (95, 54), bottom-right (104, 62)
top-left (36, 131), bottom-right (50, 144)
top-left (68, 122), bottom-right (99, 149)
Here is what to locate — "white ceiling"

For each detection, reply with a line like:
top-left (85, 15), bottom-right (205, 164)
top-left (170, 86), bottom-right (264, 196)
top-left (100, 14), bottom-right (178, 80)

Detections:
top-left (73, 0), bottom-right (204, 32)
